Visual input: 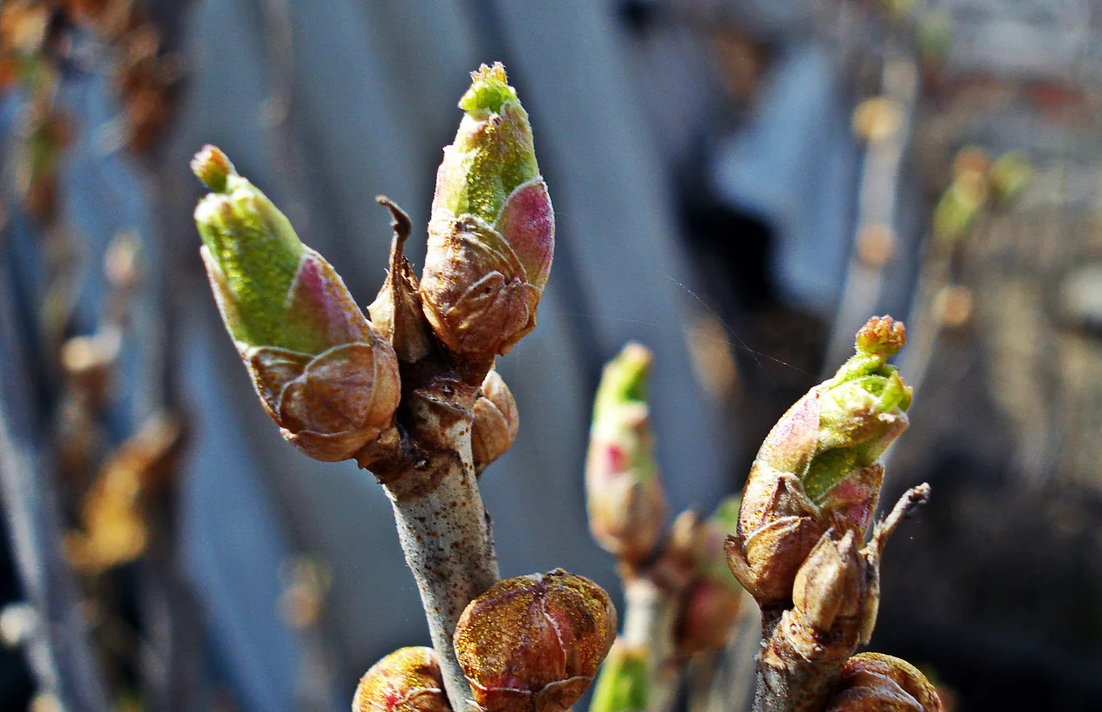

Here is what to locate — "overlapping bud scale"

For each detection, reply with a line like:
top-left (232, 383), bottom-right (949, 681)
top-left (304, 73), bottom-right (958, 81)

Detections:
top-left (453, 570), bottom-right (617, 712)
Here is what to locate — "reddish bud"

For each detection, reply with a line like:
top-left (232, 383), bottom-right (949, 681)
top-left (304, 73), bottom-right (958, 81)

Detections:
top-left (453, 570), bottom-right (617, 712)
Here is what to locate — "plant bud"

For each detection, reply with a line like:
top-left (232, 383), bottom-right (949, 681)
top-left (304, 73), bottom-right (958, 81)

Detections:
top-left (420, 62), bottom-right (554, 357)
top-left (453, 569), bottom-right (617, 712)
top-left (790, 529), bottom-right (866, 635)
top-left (676, 511), bottom-right (746, 656)
top-left (728, 316), bottom-right (911, 605)
top-left (354, 647), bottom-right (452, 712)
top-left (471, 370), bottom-right (519, 473)
top-left (826, 654), bottom-right (944, 712)
top-left (586, 344), bottom-right (667, 564)
top-left (192, 146), bottom-right (401, 464)
top-left (368, 198), bottom-right (434, 364)
top-left (987, 152), bottom-right (1031, 205)
top-left (588, 640), bottom-right (650, 712)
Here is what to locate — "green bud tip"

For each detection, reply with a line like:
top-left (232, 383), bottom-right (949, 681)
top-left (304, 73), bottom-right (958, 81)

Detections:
top-left (854, 315), bottom-right (906, 361)
top-left (593, 343), bottom-right (652, 422)
top-left (191, 144), bottom-right (236, 193)
top-left (459, 62), bottom-right (518, 116)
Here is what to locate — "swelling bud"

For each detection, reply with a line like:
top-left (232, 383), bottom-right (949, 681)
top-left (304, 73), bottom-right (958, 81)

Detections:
top-left (192, 146), bottom-right (400, 464)
top-left (421, 63), bottom-right (554, 358)
top-left (453, 569), bottom-right (617, 712)
top-left (727, 316), bottom-right (912, 605)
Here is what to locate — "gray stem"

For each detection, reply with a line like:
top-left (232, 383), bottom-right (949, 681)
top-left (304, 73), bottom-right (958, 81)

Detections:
top-left (381, 376), bottom-right (500, 712)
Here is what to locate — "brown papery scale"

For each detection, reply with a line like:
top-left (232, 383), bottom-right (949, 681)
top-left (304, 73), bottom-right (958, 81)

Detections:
top-left (354, 647), bottom-right (452, 712)
top-left (453, 569), bottom-right (617, 712)
top-left (471, 369), bottom-right (519, 474)
top-left (825, 654), bottom-right (944, 712)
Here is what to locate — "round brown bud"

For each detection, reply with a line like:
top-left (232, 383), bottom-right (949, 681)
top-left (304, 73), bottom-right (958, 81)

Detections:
top-left (353, 647), bottom-right (451, 712)
top-left (453, 570), bottom-right (617, 712)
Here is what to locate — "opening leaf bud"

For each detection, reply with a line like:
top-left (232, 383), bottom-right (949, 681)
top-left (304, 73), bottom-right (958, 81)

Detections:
top-left (421, 63), bottom-right (554, 358)
top-left (471, 370), bottom-right (519, 473)
top-left (826, 654), bottom-right (944, 712)
top-left (586, 344), bottom-right (667, 564)
top-left (192, 146), bottom-right (401, 463)
top-left (728, 316), bottom-right (911, 604)
top-left (354, 647), bottom-right (452, 712)
top-left (588, 641), bottom-right (650, 712)
top-left (453, 569), bottom-right (617, 712)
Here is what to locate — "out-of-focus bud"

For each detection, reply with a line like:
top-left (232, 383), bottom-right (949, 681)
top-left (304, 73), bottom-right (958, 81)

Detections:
top-left (826, 654), bottom-right (944, 712)
top-left (420, 62), bottom-right (554, 358)
top-left (471, 370), bottom-right (519, 473)
top-left (586, 344), bottom-right (667, 565)
top-left (453, 569), bottom-right (617, 712)
top-left (588, 640), bottom-right (650, 712)
top-left (192, 146), bottom-right (401, 464)
top-left (353, 647), bottom-right (452, 712)
top-left (933, 148), bottom-right (990, 244)
top-left (987, 152), bottom-right (1031, 205)
top-left (727, 316), bottom-right (911, 605)
top-left (676, 505), bottom-right (746, 656)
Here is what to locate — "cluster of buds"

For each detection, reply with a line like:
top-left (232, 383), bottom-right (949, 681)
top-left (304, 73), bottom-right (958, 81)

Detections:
top-left (726, 316), bottom-right (942, 711)
top-left (195, 64), bottom-right (603, 712)
top-left (192, 63), bottom-right (553, 468)
top-left (585, 347), bottom-right (748, 712)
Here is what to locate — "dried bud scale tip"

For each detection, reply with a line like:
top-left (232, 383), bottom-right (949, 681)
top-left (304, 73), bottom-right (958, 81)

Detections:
top-left (354, 647), bottom-right (452, 712)
top-left (471, 370), bottom-right (519, 473)
top-left (826, 654), bottom-right (944, 712)
top-left (191, 146), bottom-right (401, 464)
top-left (454, 569), bottom-right (617, 712)
top-left (586, 344), bottom-right (666, 564)
top-left (421, 62), bottom-right (554, 358)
